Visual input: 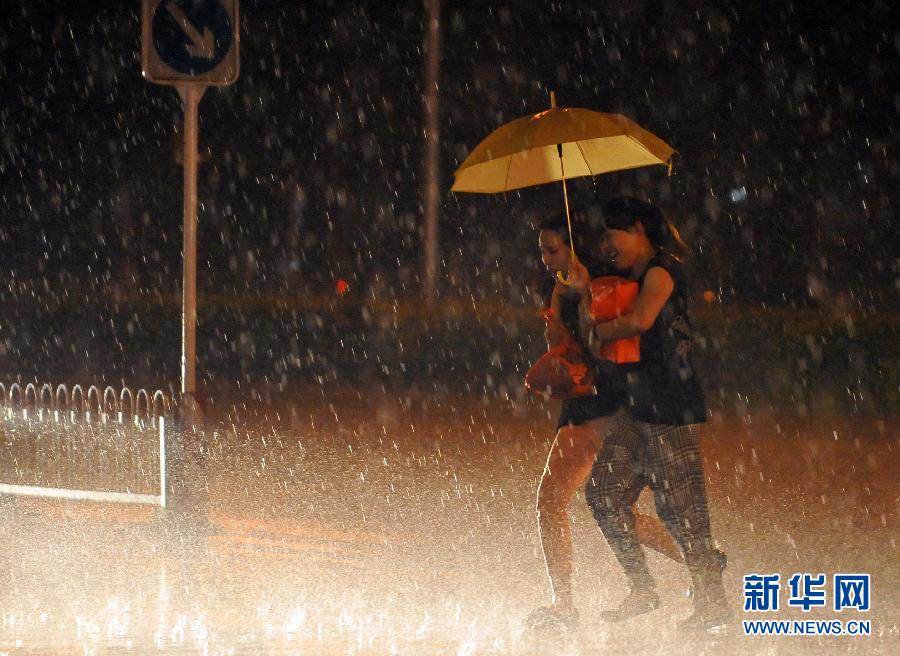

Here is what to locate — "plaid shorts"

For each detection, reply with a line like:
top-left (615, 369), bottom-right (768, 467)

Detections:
top-left (585, 413), bottom-right (713, 568)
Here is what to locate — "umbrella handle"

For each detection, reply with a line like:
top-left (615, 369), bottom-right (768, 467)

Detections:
top-left (550, 92), bottom-right (576, 287)
top-left (557, 142), bottom-right (577, 276)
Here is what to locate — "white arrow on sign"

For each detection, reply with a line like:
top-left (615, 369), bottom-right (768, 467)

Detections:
top-left (165, 1), bottom-right (215, 59)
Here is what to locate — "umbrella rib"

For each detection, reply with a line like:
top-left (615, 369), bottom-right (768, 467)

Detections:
top-left (503, 153), bottom-right (513, 192)
top-left (574, 141), bottom-right (594, 176)
top-left (625, 134), bottom-right (663, 162)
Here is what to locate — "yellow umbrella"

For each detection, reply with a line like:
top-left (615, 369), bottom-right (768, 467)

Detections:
top-left (451, 93), bottom-right (676, 277)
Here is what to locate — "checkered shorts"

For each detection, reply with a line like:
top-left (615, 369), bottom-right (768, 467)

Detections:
top-left (585, 413), bottom-right (714, 572)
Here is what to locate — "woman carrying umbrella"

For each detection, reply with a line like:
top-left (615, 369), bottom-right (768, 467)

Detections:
top-left (527, 210), bottom-right (681, 631)
top-left (566, 197), bottom-right (730, 633)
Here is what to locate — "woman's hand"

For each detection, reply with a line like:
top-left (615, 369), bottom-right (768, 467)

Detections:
top-left (592, 266), bottom-right (675, 340)
top-left (558, 258), bottom-right (591, 298)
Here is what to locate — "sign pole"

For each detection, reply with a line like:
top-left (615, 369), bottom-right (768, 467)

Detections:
top-left (143, 0), bottom-right (238, 425)
top-left (177, 82), bottom-right (207, 423)
top-left (143, 0), bottom-right (237, 517)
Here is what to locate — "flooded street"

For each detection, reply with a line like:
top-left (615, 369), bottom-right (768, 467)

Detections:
top-left (2, 390), bottom-right (897, 654)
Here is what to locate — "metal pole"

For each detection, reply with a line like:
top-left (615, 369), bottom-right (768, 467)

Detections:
top-left (177, 83), bottom-right (206, 420)
top-left (558, 144), bottom-right (574, 261)
top-left (422, 0), bottom-right (441, 307)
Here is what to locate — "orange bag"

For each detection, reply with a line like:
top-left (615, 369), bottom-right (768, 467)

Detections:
top-left (590, 276), bottom-right (640, 363)
top-left (525, 276), bottom-right (641, 400)
top-left (524, 309), bottom-right (595, 400)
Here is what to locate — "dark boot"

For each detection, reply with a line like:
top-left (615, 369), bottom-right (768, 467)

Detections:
top-left (678, 557), bottom-right (732, 634)
top-left (686, 549), bottom-right (726, 600)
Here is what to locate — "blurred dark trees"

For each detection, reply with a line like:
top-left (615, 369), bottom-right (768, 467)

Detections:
top-left (0, 0), bottom-right (896, 309)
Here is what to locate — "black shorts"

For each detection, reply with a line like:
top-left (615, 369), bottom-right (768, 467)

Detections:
top-left (556, 387), bottom-right (621, 430)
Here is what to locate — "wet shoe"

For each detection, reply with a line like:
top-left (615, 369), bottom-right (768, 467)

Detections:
top-left (599, 588), bottom-right (660, 622)
top-left (681, 555), bottom-right (732, 635)
top-left (524, 605), bottom-right (580, 632)
top-left (677, 604), bottom-right (732, 635)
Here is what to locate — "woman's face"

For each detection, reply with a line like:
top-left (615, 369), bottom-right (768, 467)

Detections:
top-left (600, 223), bottom-right (644, 272)
top-left (538, 229), bottom-right (570, 273)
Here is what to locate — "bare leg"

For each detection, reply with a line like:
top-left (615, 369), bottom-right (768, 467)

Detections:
top-left (537, 417), bottom-right (685, 610)
top-left (537, 418), bottom-right (610, 610)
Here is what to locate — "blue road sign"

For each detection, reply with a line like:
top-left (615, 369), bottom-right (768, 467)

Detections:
top-left (152, 0), bottom-right (232, 75)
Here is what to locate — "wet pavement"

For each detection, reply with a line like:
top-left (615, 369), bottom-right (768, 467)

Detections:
top-left (1, 389), bottom-right (898, 654)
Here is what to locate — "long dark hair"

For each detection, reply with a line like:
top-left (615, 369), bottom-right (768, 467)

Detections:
top-left (537, 209), bottom-right (600, 267)
top-left (602, 197), bottom-right (689, 258)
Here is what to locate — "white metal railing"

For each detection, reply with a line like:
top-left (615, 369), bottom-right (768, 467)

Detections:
top-left (0, 381), bottom-right (170, 506)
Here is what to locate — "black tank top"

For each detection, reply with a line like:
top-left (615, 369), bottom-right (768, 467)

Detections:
top-left (617, 252), bottom-right (707, 425)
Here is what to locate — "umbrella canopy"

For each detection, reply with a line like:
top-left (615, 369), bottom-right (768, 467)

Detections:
top-left (451, 108), bottom-right (676, 193)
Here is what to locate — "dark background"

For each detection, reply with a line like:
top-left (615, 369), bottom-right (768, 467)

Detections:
top-left (0, 1), bottom-right (897, 413)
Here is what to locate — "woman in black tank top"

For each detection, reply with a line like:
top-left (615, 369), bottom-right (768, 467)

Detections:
top-left (602, 248), bottom-right (706, 426)
top-left (564, 197), bottom-right (731, 634)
